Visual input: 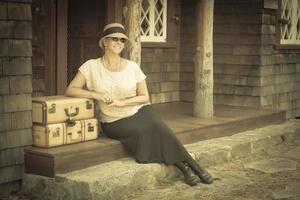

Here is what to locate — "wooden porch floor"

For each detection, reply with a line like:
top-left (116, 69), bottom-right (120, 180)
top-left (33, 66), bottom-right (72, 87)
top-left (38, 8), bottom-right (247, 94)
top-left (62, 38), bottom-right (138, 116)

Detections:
top-left (24, 102), bottom-right (286, 177)
top-left (155, 102), bottom-right (285, 143)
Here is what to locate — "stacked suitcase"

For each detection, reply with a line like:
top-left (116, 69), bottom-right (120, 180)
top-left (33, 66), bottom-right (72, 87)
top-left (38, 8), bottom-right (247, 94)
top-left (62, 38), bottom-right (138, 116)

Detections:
top-left (32, 96), bottom-right (98, 147)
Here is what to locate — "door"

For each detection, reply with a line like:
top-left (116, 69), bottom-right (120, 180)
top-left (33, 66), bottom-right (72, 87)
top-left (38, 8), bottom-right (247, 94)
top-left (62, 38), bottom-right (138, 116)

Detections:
top-left (67, 0), bottom-right (106, 84)
top-left (35, 0), bottom-right (106, 95)
top-left (34, 0), bottom-right (119, 95)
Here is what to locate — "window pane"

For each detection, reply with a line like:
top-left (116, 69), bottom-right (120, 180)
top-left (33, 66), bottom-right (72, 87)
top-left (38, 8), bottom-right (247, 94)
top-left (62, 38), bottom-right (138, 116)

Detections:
top-left (154, 0), bottom-right (164, 36)
top-left (279, 0), bottom-right (300, 44)
top-left (141, 0), bottom-right (167, 42)
top-left (141, 0), bottom-right (150, 36)
top-left (297, 1), bottom-right (300, 40)
top-left (281, 0), bottom-right (292, 40)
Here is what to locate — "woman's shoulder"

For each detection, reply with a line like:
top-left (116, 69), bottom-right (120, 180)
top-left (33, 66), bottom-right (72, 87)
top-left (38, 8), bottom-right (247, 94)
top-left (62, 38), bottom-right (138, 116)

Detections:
top-left (79, 58), bottom-right (101, 72)
top-left (83, 58), bottom-right (101, 66)
top-left (123, 58), bottom-right (140, 68)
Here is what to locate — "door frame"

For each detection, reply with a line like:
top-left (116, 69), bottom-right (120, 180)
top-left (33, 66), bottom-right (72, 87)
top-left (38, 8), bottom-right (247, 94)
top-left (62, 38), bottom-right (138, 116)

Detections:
top-left (44, 0), bottom-right (56, 95)
top-left (56, 0), bottom-right (68, 95)
top-left (46, 0), bottom-right (122, 95)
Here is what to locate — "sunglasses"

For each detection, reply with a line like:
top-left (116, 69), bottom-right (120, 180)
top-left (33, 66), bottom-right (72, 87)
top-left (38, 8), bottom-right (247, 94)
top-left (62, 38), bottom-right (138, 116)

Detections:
top-left (110, 37), bottom-right (126, 43)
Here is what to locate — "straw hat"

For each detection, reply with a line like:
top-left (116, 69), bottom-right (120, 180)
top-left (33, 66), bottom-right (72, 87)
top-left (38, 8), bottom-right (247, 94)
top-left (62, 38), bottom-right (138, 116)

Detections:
top-left (99, 23), bottom-right (128, 49)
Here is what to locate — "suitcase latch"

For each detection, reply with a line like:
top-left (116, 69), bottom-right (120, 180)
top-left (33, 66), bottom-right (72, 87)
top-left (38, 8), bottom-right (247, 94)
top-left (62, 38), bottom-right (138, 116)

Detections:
top-left (86, 101), bottom-right (93, 110)
top-left (66, 119), bottom-right (76, 127)
top-left (88, 123), bottom-right (94, 132)
top-left (49, 104), bottom-right (56, 114)
top-left (53, 128), bottom-right (60, 137)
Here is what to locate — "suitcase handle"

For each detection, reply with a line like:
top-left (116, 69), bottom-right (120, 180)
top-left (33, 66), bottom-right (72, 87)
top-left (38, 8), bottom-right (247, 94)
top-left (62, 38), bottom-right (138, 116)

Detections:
top-left (64, 107), bottom-right (79, 117)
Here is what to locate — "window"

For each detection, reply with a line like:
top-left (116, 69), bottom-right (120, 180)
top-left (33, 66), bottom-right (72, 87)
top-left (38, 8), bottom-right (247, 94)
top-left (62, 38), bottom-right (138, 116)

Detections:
top-left (141, 0), bottom-right (167, 42)
top-left (279, 0), bottom-right (300, 45)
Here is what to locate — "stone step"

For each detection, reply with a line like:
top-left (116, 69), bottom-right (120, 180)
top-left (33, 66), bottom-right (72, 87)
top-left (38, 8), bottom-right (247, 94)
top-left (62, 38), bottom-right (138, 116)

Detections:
top-left (24, 103), bottom-right (285, 177)
top-left (22, 120), bottom-right (300, 200)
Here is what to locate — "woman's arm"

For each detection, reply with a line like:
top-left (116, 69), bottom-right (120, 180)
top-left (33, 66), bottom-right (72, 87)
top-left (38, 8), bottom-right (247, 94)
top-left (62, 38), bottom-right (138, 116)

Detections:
top-left (108, 80), bottom-right (150, 107)
top-left (65, 71), bottom-right (113, 104)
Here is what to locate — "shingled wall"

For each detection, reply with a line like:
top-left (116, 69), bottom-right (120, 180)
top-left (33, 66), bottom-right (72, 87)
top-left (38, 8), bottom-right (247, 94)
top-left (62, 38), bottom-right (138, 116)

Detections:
top-left (180, 0), bottom-right (300, 119)
top-left (141, 2), bottom-right (182, 104)
top-left (179, 0), bottom-right (196, 102)
top-left (0, 0), bottom-right (33, 196)
top-left (213, 0), bottom-right (263, 108)
top-left (141, 47), bottom-right (181, 104)
top-left (31, 0), bottom-right (46, 96)
top-left (260, 1), bottom-right (300, 118)
top-left (180, 0), bottom-right (264, 104)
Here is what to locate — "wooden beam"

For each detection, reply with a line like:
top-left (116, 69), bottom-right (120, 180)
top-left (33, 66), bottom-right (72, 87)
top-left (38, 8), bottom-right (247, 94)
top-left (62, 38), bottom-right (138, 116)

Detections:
top-left (123, 0), bottom-right (141, 65)
top-left (44, 0), bottom-right (56, 95)
top-left (107, 0), bottom-right (123, 23)
top-left (56, 0), bottom-right (68, 95)
top-left (193, 0), bottom-right (214, 118)
top-left (114, 0), bottom-right (124, 23)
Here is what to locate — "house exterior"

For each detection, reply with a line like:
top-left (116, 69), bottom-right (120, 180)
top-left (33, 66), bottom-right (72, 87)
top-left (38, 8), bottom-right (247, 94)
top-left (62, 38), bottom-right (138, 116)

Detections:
top-left (0, 0), bottom-right (33, 195)
top-left (0, 0), bottom-right (299, 196)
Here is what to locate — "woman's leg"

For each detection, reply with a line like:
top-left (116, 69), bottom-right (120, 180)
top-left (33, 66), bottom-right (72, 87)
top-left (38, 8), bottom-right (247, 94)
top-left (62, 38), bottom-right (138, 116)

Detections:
top-left (174, 162), bottom-right (200, 186)
top-left (102, 105), bottom-right (213, 185)
top-left (186, 159), bottom-right (214, 184)
top-left (141, 106), bottom-right (214, 185)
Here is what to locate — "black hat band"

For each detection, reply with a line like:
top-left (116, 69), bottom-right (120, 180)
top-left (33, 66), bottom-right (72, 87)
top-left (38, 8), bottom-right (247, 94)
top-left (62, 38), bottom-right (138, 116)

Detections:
top-left (103, 27), bottom-right (126, 37)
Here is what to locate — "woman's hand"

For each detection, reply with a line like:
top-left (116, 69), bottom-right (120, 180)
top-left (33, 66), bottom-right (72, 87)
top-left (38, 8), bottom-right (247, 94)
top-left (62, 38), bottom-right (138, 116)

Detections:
top-left (107, 99), bottom-right (125, 107)
top-left (92, 92), bottom-right (113, 104)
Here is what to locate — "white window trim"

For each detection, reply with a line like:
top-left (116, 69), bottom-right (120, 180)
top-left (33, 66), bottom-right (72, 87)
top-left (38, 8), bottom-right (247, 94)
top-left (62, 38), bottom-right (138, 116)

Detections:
top-left (280, 0), bottom-right (300, 45)
top-left (141, 0), bottom-right (167, 43)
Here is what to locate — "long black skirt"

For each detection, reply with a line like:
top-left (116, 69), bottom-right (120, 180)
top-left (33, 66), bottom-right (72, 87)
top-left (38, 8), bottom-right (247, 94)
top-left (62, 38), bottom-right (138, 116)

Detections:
top-left (101, 105), bottom-right (193, 165)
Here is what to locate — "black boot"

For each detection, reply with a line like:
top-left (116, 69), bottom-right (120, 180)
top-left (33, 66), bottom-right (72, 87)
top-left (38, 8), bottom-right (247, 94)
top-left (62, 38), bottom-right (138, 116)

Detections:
top-left (175, 162), bottom-right (200, 186)
top-left (187, 159), bottom-right (213, 184)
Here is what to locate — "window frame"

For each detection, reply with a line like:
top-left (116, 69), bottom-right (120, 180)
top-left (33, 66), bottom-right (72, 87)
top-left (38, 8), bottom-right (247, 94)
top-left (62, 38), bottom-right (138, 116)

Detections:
top-left (276, 0), bottom-right (300, 49)
top-left (141, 0), bottom-right (179, 48)
top-left (141, 0), bottom-right (168, 42)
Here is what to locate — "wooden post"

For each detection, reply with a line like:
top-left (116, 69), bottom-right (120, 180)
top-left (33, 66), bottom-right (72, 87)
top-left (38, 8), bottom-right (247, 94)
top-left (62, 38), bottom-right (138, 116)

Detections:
top-left (106, 0), bottom-right (123, 23)
top-left (123, 0), bottom-right (141, 65)
top-left (193, 0), bottom-right (214, 118)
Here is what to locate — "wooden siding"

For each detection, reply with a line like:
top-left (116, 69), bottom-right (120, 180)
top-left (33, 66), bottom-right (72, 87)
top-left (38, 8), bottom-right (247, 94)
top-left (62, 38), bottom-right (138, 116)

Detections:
top-left (213, 0), bottom-right (264, 108)
top-left (180, 0), bottom-right (300, 118)
top-left (142, 48), bottom-right (181, 104)
top-left (180, 0), bottom-right (265, 104)
top-left (179, 0), bottom-right (196, 102)
top-left (141, 1), bottom-right (181, 104)
top-left (31, 0), bottom-right (46, 96)
top-left (261, 1), bottom-right (300, 118)
top-left (0, 0), bottom-right (33, 196)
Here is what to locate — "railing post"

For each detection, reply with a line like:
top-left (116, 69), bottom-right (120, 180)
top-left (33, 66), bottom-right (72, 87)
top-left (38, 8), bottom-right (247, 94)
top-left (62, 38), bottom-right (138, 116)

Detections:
top-left (124, 0), bottom-right (142, 65)
top-left (193, 0), bottom-right (214, 118)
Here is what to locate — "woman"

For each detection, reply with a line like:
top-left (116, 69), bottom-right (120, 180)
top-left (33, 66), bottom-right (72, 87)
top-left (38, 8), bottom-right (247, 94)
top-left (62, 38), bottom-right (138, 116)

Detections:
top-left (65, 23), bottom-right (213, 186)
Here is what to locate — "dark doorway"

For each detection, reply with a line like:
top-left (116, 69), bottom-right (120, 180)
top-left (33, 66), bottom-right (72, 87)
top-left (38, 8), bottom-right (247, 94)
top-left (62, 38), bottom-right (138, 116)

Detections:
top-left (67, 0), bottom-right (106, 84)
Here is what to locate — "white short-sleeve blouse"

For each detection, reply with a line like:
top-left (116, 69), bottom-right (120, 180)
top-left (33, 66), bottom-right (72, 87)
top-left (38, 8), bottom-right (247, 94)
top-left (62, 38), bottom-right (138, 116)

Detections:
top-left (79, 57), bottom-right (148, 123)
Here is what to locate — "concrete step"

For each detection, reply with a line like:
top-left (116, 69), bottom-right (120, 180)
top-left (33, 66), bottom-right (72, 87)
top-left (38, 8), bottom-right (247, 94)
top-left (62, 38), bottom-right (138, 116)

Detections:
top-left (24, 103), bottom-right (285, 177)
top-left (22, 120), bottom-right (300, 200)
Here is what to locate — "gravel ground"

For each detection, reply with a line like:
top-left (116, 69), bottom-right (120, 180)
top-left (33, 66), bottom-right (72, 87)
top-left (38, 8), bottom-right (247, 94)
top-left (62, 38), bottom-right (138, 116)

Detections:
top-left (3, 134), bottom-right (300, 200)
top-left (124, 139), bottom-right (300, 200)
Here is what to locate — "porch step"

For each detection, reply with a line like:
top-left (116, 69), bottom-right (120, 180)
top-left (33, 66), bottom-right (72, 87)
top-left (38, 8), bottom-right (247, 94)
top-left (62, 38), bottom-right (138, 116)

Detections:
top-left (22, 120), bottom-right (300, 200)
top-left (24, 103), bottom-right (286, 177)
top-left (24, 138), bottom-right (128, 177)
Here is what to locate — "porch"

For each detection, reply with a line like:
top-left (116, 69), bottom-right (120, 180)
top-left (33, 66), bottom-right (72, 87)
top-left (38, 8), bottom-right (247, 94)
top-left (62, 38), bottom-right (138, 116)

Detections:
top-left (24, 102), bottom-right (285, 177)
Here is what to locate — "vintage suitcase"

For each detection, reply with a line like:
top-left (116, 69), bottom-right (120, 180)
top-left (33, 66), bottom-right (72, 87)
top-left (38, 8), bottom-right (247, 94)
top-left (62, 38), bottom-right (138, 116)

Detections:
top-left (33, 118), bottom-right (99, 147)
top-left (32, 96), bottom-right (94, 124)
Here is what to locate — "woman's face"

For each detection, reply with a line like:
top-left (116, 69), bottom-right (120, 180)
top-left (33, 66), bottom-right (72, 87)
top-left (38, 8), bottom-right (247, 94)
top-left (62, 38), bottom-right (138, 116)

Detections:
top-left (104, 37), bottom-right (126, 54)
